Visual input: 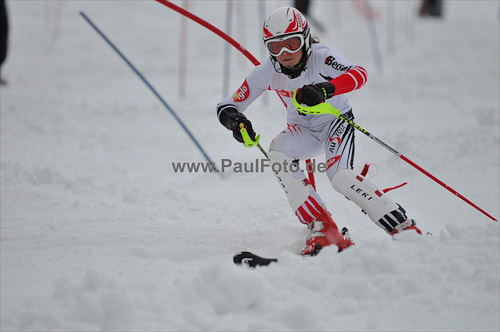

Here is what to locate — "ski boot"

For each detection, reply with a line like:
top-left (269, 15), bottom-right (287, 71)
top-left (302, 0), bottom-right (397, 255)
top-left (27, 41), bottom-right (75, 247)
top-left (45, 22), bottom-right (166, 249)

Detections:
top-left (390, 219), bottom-right (422, 236)
top-left (301, 210), bottom-right (354, 256)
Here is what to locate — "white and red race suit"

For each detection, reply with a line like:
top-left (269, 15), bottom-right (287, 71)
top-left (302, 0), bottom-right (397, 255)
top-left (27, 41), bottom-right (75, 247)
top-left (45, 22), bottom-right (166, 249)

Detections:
top-left (217, 43), bottom-right (367, 177)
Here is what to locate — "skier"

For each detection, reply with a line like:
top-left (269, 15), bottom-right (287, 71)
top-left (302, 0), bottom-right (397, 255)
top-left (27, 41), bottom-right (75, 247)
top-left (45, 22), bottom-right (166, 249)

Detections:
top-left (216, 7), bottom-right (422, 256)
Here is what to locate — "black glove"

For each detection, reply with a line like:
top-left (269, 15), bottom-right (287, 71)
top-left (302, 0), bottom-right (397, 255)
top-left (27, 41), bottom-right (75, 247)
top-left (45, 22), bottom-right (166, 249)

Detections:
top-left (217, 104), bottom-right (256, 143)
top-left (231, 116), bottom-right (256, 143)
top-left (296, 82), bottom-right (336, 106)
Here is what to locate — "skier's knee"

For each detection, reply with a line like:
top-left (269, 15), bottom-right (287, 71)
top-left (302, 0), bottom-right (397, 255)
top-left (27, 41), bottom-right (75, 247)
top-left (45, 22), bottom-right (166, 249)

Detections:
top-left (268, 150), bottom-right (313, 212)
top-left (268, 150), bottom-right (288, 164)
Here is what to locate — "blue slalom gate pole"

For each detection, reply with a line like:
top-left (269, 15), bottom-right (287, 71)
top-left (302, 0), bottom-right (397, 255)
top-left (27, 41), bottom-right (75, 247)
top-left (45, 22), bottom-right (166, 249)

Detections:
top-left (80, 11), bottom-right (219, 173)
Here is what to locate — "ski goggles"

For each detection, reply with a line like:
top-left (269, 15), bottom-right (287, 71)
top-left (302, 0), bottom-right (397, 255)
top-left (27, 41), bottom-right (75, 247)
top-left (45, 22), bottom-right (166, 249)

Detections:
top-left (265, 35), bottom-right (304, 57)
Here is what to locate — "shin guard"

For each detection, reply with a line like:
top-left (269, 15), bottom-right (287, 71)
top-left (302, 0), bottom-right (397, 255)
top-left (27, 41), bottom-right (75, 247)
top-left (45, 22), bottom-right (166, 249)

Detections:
top-left (268, 150), bottom-right (325, 224)
top-left (331, 168), bottom-right (417, 234)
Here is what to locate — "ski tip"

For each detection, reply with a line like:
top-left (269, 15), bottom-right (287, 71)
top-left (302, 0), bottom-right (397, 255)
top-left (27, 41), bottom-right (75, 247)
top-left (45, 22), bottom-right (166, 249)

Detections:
top-left (233, 251), bottom-right (252, 265)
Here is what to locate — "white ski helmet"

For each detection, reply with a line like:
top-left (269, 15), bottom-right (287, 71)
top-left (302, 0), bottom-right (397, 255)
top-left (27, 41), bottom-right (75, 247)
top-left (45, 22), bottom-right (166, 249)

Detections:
top-left (263, 7), bottom-right (312, 78)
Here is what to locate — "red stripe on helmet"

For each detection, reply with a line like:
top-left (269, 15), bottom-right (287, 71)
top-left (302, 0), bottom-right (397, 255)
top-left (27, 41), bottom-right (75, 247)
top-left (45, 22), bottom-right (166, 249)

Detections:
top-left (284, 12), bottom-right (299, 33)
top-left (263, 25), bottom-right (274, 40)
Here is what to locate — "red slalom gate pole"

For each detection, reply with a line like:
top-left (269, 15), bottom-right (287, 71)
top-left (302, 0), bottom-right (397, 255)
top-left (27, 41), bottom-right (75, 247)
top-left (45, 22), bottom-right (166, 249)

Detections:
top-left (156, 0), bottom-right (317, 188)
top-left (156, 0), bottom-right (260, 66)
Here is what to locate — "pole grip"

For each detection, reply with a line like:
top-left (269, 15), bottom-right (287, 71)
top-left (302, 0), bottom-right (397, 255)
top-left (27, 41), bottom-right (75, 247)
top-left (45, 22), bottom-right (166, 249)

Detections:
top-left (239, 123), bottom-right (260, 148)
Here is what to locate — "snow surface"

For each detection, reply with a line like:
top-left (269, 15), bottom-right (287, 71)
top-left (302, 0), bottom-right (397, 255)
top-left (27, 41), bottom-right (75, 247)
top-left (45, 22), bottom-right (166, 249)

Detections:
top-left (1, 0), bottom-right (499, 331)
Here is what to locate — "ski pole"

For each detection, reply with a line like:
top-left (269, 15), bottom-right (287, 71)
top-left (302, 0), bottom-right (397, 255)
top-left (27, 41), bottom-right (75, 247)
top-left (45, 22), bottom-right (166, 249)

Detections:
top-left (292, 92), bottom-right (498, 222)
top-left (80, 11), bottom-right (219, 173)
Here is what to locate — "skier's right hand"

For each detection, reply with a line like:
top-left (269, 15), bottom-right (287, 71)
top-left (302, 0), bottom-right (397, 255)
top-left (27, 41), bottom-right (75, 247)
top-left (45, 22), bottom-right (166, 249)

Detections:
top-left (231, 116), bottom-right (256, 143)
top-left (216, 104), bottom-right (256, 143)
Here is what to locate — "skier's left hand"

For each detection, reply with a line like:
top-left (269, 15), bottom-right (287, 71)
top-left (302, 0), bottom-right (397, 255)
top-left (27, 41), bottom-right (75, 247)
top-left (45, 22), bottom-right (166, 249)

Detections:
top-left (296, 82), bottom-right (335, 106)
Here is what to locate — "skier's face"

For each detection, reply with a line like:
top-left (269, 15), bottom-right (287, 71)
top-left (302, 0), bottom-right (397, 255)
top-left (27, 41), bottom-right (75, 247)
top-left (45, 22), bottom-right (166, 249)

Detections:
top-left (277, 49), bottom-right (303, 68)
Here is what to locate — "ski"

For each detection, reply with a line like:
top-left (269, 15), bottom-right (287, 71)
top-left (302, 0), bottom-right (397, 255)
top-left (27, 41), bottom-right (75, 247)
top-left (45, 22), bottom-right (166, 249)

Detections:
top-left (233, 251), bottom-right (278, 267)
top-left (233, 228), bottom-right (354, 267)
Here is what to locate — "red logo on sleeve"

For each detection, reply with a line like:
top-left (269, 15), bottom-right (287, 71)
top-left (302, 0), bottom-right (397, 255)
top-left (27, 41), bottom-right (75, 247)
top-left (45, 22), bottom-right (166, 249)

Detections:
top-left (233, 80), bottom-right (250, 102)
